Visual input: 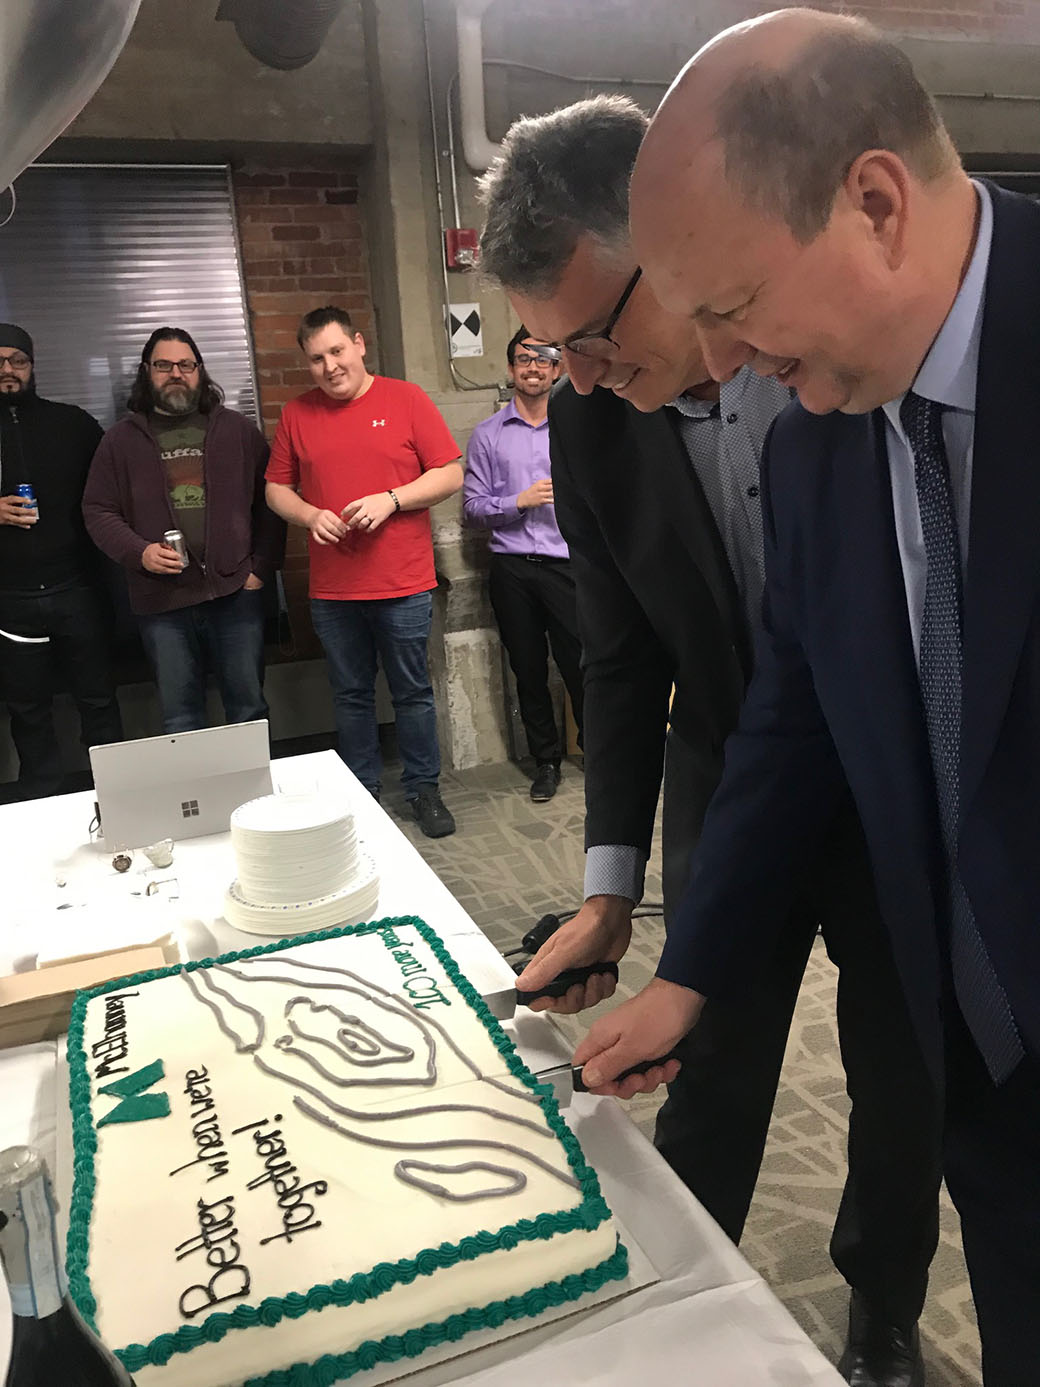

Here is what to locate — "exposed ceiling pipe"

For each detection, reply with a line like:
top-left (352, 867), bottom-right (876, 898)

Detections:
top-left (456, 0), bottom-right (501, 172)
top-left (935, 89), bottom-right (1040, 103)
top-left (421, 0), bottom-right (494, 390)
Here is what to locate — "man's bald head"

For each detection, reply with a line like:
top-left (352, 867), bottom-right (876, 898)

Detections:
top-left (634, 8), bottom-right (958, 247)
top-left (628, 8), bottom-right (975, 416)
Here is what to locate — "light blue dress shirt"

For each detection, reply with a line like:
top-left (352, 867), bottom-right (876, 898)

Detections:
top-left (881, 180), bottom-right (992, 661)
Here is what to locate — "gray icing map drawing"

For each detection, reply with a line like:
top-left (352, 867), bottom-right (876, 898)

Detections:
top-left (178, 950), bottom-right (578, 1203)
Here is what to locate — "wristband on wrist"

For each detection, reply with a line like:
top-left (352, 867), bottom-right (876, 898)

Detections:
top-left (388, 489), bottom-right (401, 512)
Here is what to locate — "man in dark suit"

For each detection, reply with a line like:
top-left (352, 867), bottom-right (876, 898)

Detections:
top-left (480, 97), bottom-right (940, 1387)
top-left (566, 12), bottom-right (1040, 1382)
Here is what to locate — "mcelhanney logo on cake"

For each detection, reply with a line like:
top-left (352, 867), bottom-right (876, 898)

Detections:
top-left (91, 990), bottom-right (138, 1079)
top-left (97, 1059), bottom-right (171, 1128)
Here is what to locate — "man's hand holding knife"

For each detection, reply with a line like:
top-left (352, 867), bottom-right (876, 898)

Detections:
top-left (513, 895), bottom-right (705, 1096)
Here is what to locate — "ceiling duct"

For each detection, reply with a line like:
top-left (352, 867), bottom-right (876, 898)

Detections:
top-left (216, 0), bottom-right (345, 71)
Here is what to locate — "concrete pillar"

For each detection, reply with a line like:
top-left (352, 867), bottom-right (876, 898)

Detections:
top-left (361, 0), bottom-right (509, 770)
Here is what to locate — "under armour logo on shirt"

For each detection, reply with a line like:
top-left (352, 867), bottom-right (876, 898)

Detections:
top-left (372, 419), bottom-right (387, 427)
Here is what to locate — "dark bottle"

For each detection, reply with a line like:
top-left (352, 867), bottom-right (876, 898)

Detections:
top-left (0, 1145), bottom-right (134, 1386)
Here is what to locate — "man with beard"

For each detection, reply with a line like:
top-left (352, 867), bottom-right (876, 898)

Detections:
top-left (83, 327), bottom-right (284, 733)
top-left (0, 322), bottom-right (123, 797)
top-left (463, 329), bottom-right (583, 801)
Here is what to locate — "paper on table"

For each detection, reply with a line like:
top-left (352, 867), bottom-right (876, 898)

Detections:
top-left (34, 899), bottom-right (177, 969)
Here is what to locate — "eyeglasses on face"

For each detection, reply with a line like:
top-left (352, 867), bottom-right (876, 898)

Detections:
top-left (151, 359), bottom-right (199, 376)
top-left (563, 266), bottom-right (643, 359)
top-left (0, 353), bottom-right (31, 370)
top-left (512, 350), bottom-right (556, 368)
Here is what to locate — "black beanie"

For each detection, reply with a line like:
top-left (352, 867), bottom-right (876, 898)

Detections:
top-left (0, 324), bottom-right (34, 360)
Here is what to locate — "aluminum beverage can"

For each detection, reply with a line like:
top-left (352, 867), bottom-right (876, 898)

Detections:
top-left (16, 483), bottom-right (37, 514)
top-left (163, 528), bottom-right (188, 568)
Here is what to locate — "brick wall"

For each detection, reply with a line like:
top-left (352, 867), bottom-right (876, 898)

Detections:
top-left (233, 159), bottom-right (376, 656)
top-left (714, 1), bottom-right (1040, 43)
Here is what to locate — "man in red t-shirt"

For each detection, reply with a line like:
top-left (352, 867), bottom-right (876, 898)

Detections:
top-left (266, 306), bottom-right (462, 837)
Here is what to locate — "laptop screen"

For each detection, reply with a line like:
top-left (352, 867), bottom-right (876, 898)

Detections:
top-left (89, 721), bottom-right (273, 850)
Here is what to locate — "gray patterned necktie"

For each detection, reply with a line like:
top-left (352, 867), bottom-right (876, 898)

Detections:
top-left (900, 391), bottom-right (1024, 1083)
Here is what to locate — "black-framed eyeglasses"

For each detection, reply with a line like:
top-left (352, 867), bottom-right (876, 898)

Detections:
top-left (0, 353), bottom-right (31, 370)
top-left (151, 359), bottom-right (199, 375)
top-left (513, 349), bottom-right (557, 368)
top-left (563, 267), bottom-right (642, 359)
top-left (522, 343), bottom-right (562, 364)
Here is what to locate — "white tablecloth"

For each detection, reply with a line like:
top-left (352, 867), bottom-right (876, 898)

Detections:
top-left (0, 751), bottom-right (843, 1385)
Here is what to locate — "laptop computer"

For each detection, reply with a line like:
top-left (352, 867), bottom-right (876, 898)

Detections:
top-left (89, 721), bottom-right (274, 850)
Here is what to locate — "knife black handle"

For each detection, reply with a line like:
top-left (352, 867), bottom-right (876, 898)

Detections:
top-left (572, 1047), bottom-right (683, 1094)
top-left (514, 961), bottom-right (619, 1007)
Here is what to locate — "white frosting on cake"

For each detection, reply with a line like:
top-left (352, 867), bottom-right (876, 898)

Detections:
top-left (74, 924), bottom-right (621, 1387)
top-left (230, 794), bottom-right (359, 904)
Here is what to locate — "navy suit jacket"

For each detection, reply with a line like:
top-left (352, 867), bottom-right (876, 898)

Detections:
top-left (658, 183), bottom-right (1040, 1081)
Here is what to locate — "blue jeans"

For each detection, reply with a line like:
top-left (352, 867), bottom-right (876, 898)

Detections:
top-left (310, 591), bottom-right (440, 798)
top-left (138, 586), bottom-right (268, 734)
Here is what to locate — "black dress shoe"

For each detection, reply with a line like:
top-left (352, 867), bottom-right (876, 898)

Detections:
top-left (530, 762), bottom-right (562, 802)
top-left (410, 786), bottom-right (456, 838)
top-left (837, 1292), bottom-right (925, 1387)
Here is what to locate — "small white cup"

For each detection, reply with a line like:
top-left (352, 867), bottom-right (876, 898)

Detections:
top-left (143, 839), bottom-right (174, 869)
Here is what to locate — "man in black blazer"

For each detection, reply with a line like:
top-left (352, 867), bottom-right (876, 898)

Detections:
top-left (568, 12), bottom-right (1040, 1381)
top-left (480, 96), bottom-right (939, 1387)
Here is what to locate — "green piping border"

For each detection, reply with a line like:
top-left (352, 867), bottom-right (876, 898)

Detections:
top-left (66, 916), bottom-right (627, 1377)
top-left (244, 1244), bottom-right (629, 1387)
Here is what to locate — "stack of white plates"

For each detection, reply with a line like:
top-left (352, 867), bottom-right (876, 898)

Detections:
top-left (223, 793), bottom-right (380, 936)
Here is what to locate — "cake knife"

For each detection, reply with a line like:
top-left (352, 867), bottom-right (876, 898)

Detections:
top-left (481, 964), bottom-right (681, 1096)
top-left (481, 962), bottom-right (620, 1022)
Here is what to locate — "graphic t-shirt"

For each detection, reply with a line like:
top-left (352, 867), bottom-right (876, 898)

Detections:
top-left (266, 376), bottom-right (461, 600)
top-left (151, 411), bottom-right (207, 563)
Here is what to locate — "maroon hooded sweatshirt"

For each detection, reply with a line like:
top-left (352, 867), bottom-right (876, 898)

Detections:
top-left (83, 406), bottom-right (285, 616)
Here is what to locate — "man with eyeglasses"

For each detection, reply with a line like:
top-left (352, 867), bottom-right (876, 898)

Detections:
top-left (463, 329), bottom-right (583, 802)
top-left (0, 322), bottom-right (123, 798)
top-left (479, 97), bottom-right (940, 1387)
top-left (84, 327), bottom-right (285, 734)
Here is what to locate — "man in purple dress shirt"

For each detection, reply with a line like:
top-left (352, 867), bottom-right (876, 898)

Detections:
top-left (463, 330), bottom-right (584, 801)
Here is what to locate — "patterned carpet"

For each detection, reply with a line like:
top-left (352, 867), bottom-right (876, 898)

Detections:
top-left (383, 756), bottom-right (983, 1386)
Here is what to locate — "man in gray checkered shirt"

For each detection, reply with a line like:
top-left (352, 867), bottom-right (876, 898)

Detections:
top-left (480, 97), bottom-right (939, 1386)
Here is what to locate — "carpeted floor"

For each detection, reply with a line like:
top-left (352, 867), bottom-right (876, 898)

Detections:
top-left (383, 755), bottom-right (983, 1387)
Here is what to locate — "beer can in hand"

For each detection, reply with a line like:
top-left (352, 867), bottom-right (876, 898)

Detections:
top-left (16, 483), bottom-right (37, 518)
top-left (163, 529), bottom-right (188, 569)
